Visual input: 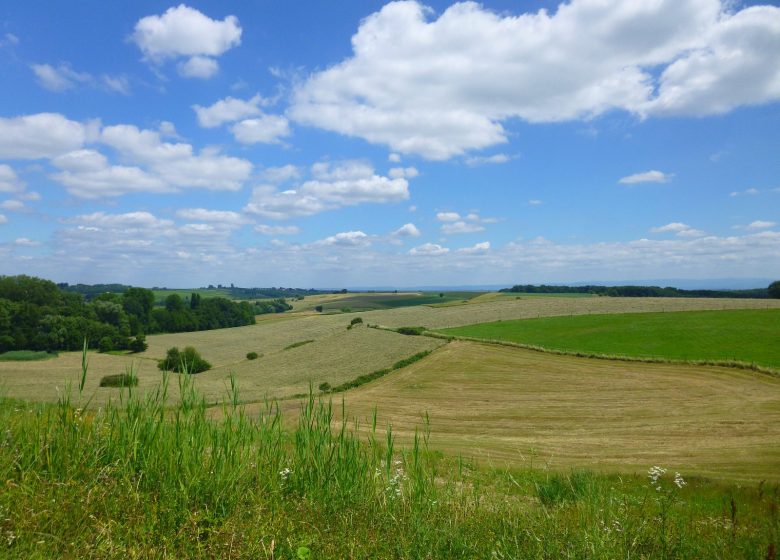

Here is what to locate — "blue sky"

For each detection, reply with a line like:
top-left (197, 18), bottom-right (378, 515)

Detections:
top-left (0, 0), bottom-right (778, 288)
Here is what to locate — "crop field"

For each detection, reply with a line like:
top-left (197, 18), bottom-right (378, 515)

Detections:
top-left (290, 291), bottom-right (485, 312)
top-left (440, 309), bottom-right (780, 369)
top-left (322, 340), bottom-right (780, 481)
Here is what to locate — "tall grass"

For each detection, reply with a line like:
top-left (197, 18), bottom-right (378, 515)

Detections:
top-left (0, 348), bottom-right (777, 558)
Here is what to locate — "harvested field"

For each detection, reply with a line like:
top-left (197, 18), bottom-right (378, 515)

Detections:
top-left (309, 340), bottom-right (780, 482)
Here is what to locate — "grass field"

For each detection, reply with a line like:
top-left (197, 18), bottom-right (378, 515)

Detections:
top-left (316, 340), bottom-right (780, 481)
top-left (439, 309), bottom-right (780, 369)
top-left (0, 350), bottom-right (58, 361)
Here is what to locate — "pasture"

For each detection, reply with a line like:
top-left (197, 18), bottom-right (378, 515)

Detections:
top-left (440, 309), bottom-right (780, 369)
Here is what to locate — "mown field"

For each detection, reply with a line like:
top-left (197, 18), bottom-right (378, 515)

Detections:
top-left (439, 309), bottom-right (780, 369)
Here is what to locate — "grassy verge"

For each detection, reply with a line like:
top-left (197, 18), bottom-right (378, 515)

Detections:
top-left (438, 309), bottom-right (780, 371)
top-left (0, 350), bottom-right (58, 361)
top-left (0, 350), bottom-right (777, 558)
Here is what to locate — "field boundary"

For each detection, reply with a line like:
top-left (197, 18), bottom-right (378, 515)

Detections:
top-left (383, 328), bottom-right (780, 378)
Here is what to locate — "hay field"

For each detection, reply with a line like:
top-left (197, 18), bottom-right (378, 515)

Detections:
top-left (313, 341), bottom-right (780, 482)
top-left (0, 313), bottom-right (444, 406)
top-left (353, 295), bottom-right (780, 329)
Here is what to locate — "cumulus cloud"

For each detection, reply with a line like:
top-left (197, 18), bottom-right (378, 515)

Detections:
top-left (0, 113), bottom-right (87, 159)
top-left (132, 5), bottom-right (241, 79)
top-left (391, 223), bottom-right (421, 238)
top-left (746, 220), bottom-right (777, 230)
top-left (619, 170), bottom-right (673, 185)
top-left (458, 241), bottom-right (490, 254)
top-left (231, 115), bottom-right (291, 144)
top-left (260, 164), bottom-right (300, 184)
top-left (193, 94), bottom-right (265, 127)
top-left (244, 161), bottom-right (409, 220)
top-left (465, 153), bottom-right (511, 166)
top-left (290, 1), bottom-right (780, 159)
top-left (441, 221), bottom-right (485, 234)
top-left (254, 224), bottom-right (300, 236)
top-left (436, 212), bottom-right (460, 222)
top-left (0, 200), bottom-right (25, 211)
top-left (313, 230), bottom-right (370, 247)
top-left (650, 222), bottom-right (705, 238)
top-left (65, 211), bottom-right (174, 231)
top-left (388, 166), bottom-right (419, 179)
top-left (176, 208), bottom-right (246, 227)
top-left (0, 165), bottom-right (24, 193)
top-left (409, 242), bottom-right (449, 256)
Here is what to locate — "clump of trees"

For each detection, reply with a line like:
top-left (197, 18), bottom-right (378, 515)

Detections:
top-left (500, 283), bottom-right (772, 298)
top-left (0, 275), bottom-right (259, 353)
top-left (769, 281), bottom-right (780, 299)
top-left (158, 346), bottom-right (211, 374)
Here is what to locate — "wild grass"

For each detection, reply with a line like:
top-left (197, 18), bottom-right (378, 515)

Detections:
top-left (439, 309), bottom-right (780, 370)
top-left (0, 350), bottom-right (57, 361)
top-left (1, 352), bottom-right (778, 558)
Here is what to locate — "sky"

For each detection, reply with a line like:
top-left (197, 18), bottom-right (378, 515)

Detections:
top-left (0, 0), bottom-right (779, 289)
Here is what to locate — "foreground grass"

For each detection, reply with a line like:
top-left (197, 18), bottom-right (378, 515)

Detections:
top-left (440, 309), bottom-right (780, 369)
top-left (1, 369), bottom-right (778, 558)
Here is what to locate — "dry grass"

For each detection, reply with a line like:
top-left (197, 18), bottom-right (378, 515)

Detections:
top-left (354, 295), bottom-right (780, 329)
top-left (300, 340), bottom-right (780, 482)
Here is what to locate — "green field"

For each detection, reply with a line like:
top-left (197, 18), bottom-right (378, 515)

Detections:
top-left (439, 309), bottom-right (780, 369)
top-left (299, 291), bottom-right (486, 312)
top-left (0, 350), bottom-right (58, 362)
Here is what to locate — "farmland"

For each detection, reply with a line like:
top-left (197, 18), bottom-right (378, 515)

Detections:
top-left (439, 308), bottom-right (780, 369)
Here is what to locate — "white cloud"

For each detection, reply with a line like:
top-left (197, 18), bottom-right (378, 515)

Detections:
top-left (313, 230), bottom-right (370, 247)
top-left (132, 5), bottom-right (241, 79)
top-left (465, 153), bottom-right (511, 166)
top-left (436, 212), bottom-right (461, 222)
top-left (66, 211), bottom-right (174, 230)
top-left (0, 214), bottom-right (6, 225)
top-left (254, 224), bottom-right (300, 236)
top-left (619, 170), bottom-right (673, 185)
top-left (388, 153), bottom-right (401, 163)
top-left (245, 161), bottom-right (409, 220)
top-left (746, 220), bottom-right (777, 230)
top-left (176, 208), bottom-right (246, 227)
top-left (102, 75), bottom-right (130, 95)
top-left (290, 1), bottom-right (780, 159)
top-left (100, 124), bottom-right (252, 191)
top-left (231, 115), bottom-right (291, 144)
top-left (409, 243), bottom-right (449, 256)
top-left (391, 223), bottom-right (421, 238)
top-left (441, 221), bottom-right (485, 234)
top-left (177, 55), bottom-right (219, 78)
top-left (193, 94), bottom-right (264, 127)
top-left (730, 187), bottom-right (761, 197)
top-left (388, 166), bottom-right (419, 179)
top-left (650, 222), bottom-right (705, 238)
top-left (0, 200), bottom-right (25, 211)
top-left (458, 241), bottom-right (490, 254)
top-left (528, 199), bottom-right (543, 206)
top-left (31, 63), bottom-right (90, 91)
top-left (14, 238), bottom-right (40, 247)
top-left (0, 113), bottom-right (86, 159)
top-left (260, 164), bottom-right (300, 184)
top-left (0, 165), bottom-right (24, 193)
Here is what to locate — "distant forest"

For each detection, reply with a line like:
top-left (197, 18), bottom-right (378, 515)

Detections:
top-left (0, 276), bottom-right (294, 353)
top-left (59, 283), bottom-right (328, 301)
top-left (500, 284), bottom-right (771, 298)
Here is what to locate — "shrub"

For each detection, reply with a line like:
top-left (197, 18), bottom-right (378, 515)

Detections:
top-left (314, 305), bottom-right (323, 312)
top-left (129, 334), bottom-right (148, 353)
top-left (284, 340), bottom-right (314, 351)
top-left (396, 326), bottom-right (425, 336)
top-left (350, 317), bottom-right (363, 326)
top-left (98, 336), bottom-right (114, 353)
top-left (99, 373), bottom-right (139, 388)
top-left (246, 351), bottom-right (259, 360)
top-left (158, 346), bottom-right (211, 374)
top-left (318, 382), bottom-right (331, 393)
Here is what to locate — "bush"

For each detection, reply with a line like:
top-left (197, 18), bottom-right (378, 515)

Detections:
top-left (396, 326), bottom-right (425, 336)
top-left (98, 336), bottom-right (113, 353)
top-left (318, 382), bottom-right (331, 393)
top-left (246, 351), bottom-right (259, 360)
top-left (129, 334), bottom-right (148, 353)
top-left (158, 346), bottom-right (211, 374)
top-left (314, 305), bottom-right (323, 312)
top-left (99, 373), bottom-right (139, 388)
top-left (350, 317), bottom-right (363, 326)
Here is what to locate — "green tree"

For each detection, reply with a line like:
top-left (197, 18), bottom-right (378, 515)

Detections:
top-left (769, 280), bottom-right (780, 299)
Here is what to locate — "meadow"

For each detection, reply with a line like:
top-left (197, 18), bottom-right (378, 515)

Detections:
top-left (439, 309), bottom-right (780, 370)
top-left (1, 293), bottom-right (779, 557)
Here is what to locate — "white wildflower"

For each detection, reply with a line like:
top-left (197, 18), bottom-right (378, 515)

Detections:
top-left (279, 467), bottom-right (292, 482)
top-left (674, 472), bottom-right (687, 489)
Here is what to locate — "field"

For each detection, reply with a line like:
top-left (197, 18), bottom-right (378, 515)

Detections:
top-left (2, 293), bottom-right (780, 557)
top-left (290, 291), bottom-right (485, 312)
top-left (440, 309), bottom-right (780, 369)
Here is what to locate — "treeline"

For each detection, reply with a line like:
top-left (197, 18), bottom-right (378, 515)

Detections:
top-left (500, 284), bottom-right (770, 298)
top-left (0, 276), bottom-right (262, 353)
top-left (228, 287), bottom-right (327, 299)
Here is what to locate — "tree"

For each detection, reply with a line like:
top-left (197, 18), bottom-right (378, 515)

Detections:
top-left (769, 281), bottom-right (780, 299)
top-left (158, 346), bottom-right (211, 374)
